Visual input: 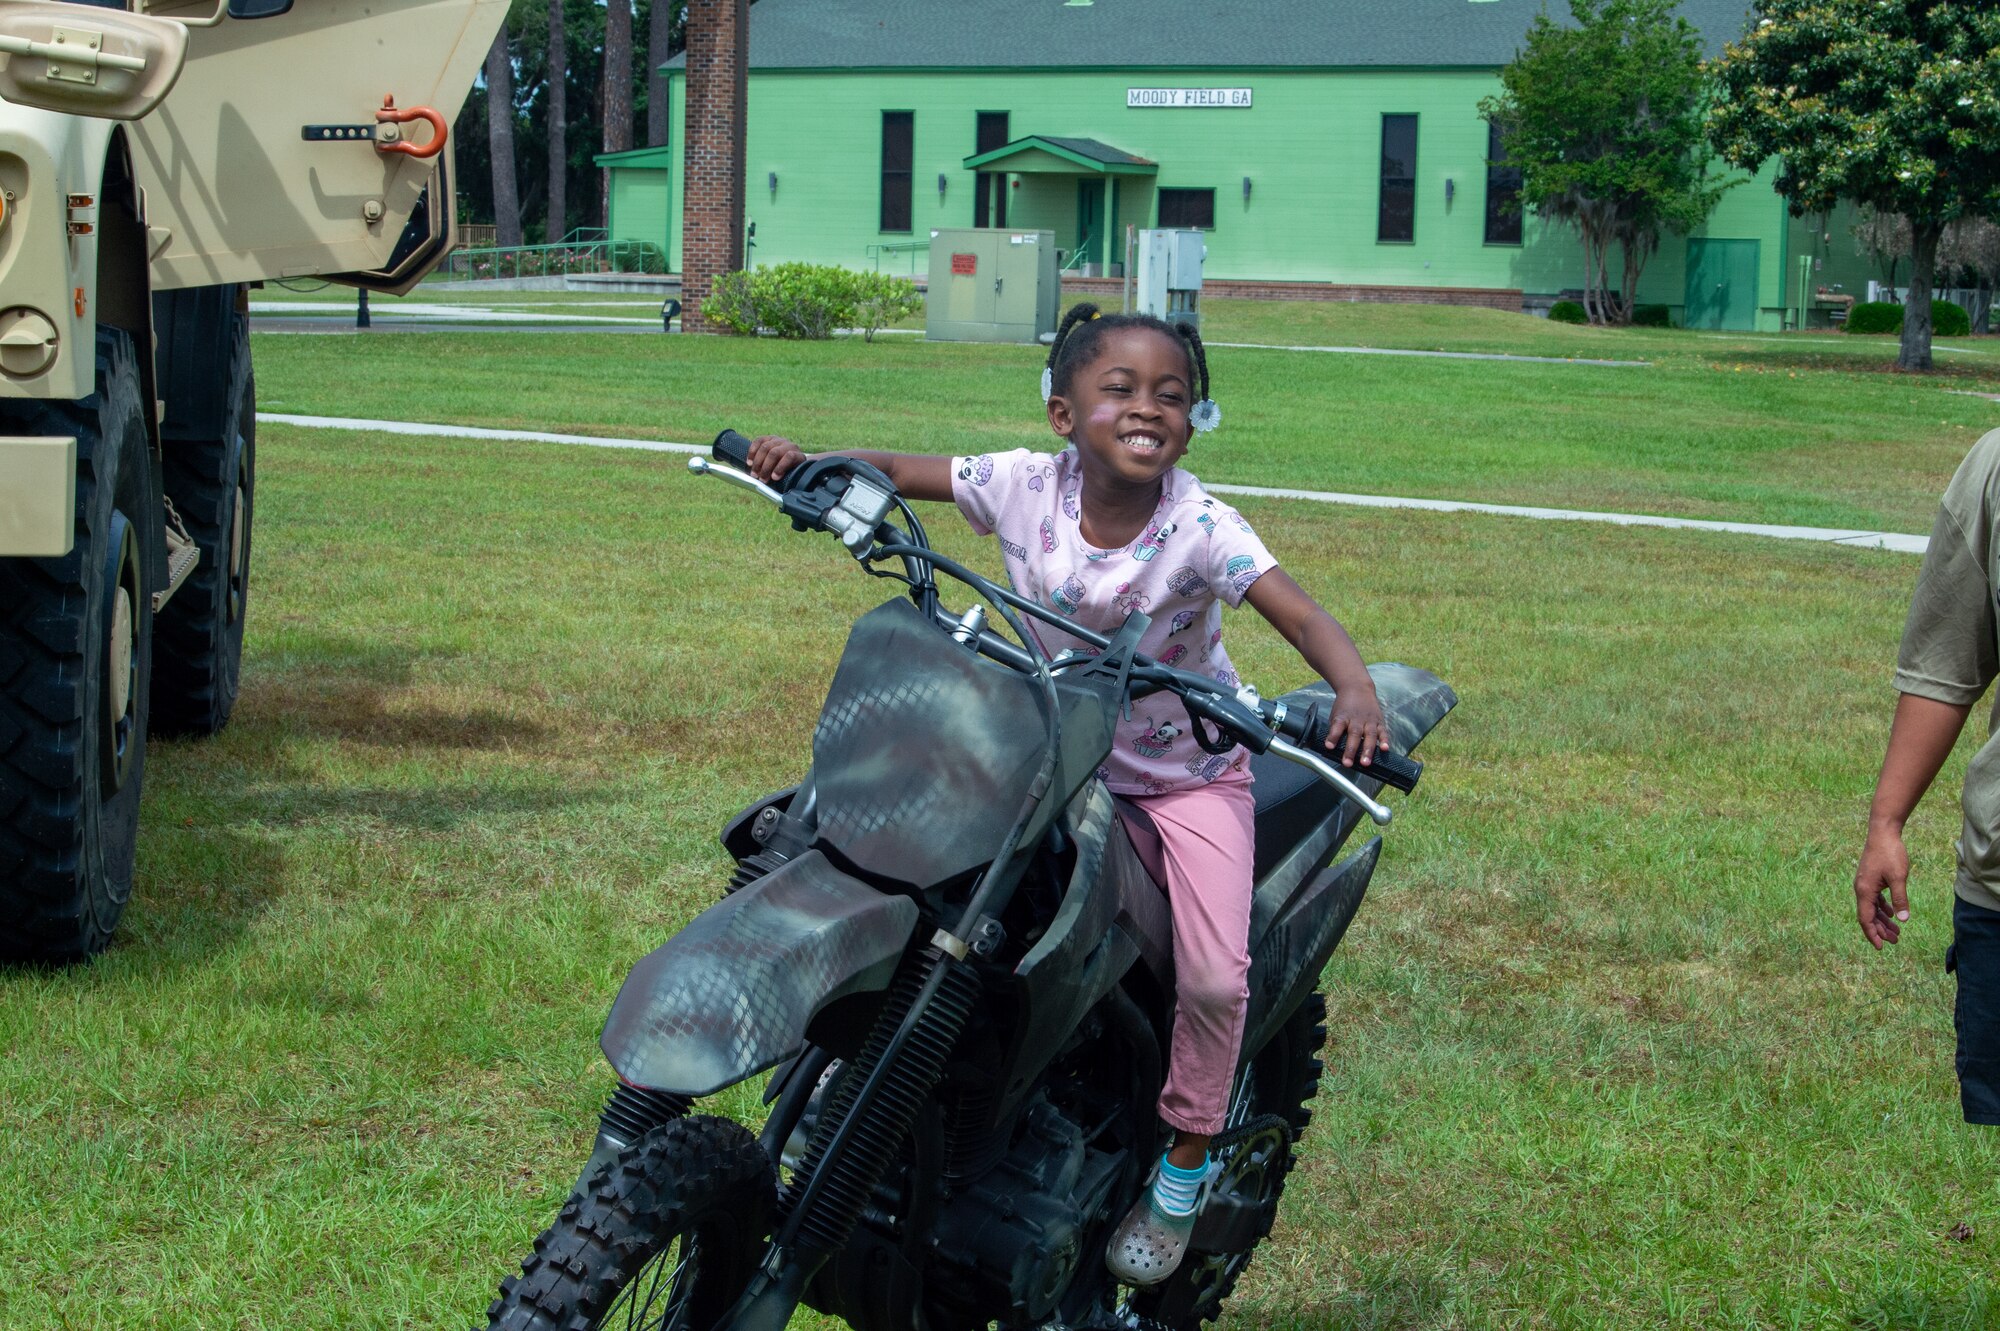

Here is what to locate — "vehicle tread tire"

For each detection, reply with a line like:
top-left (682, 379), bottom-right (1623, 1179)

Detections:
top-left (151, 298), bottom-right (253, 737)
top-left (0, 328), bottom-right (157, 962)
top-left (485, 1114), bottom-right (775, 1331)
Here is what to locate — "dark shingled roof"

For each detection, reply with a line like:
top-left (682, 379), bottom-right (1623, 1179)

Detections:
top-left (965, 135), bottom-right (1158, 171)
top-left (669, 0), bottom-right (1756, 71)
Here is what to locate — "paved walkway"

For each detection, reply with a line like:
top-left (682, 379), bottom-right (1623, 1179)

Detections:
top-left (256, 412), bottom-right (1930, 555)
top-left (1205, 340), bottom-right (1649, 367)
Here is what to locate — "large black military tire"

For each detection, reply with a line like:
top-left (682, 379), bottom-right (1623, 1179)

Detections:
top-left (151, 294), bottom-right (253, 737)
top-left (0, 329), bottom-right (160, 962)
top-left (486, 1115), bottom-right (774, 1331)
top-left (1131, 991), bottom-right (1329, 1330)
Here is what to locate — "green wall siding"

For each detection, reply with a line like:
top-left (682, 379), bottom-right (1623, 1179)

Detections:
top-left (610, 168), bottom-right (671, 261)
top-left (638, 67), bottom-right (1799, 322)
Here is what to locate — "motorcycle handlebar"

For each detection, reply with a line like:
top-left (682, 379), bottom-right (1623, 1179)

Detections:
top-left (1269, 701), bottom-right (1424, 794)
top-left (712, 428), bottom-right (758, 472)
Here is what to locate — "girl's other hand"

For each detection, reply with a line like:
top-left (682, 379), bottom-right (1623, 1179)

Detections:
top-left (1324, 692), bottom-right (1391, 769)
top-left (748, 435), bottom-right (808, 485)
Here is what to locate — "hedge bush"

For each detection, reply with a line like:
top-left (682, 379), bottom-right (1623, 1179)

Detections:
top-left (849, 271), bottom-right (924, 343)
top-left (1935, 299), bottom-right (1972, 338)
top-left (1845, 301), bottom-right (1902, 335)
top-left (1548, 300), bottom-right (1587, 325)
top-left (1632, 304), bottom-right (1671, 328)
top-left (700, 263), bottom-right (924, 341)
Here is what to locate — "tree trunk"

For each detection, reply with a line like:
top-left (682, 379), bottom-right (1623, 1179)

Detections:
top-left (601, 0), bottom-right (633, 227)
top-left (647, 0), bottom-right (672, 148)
top-left (1900, 222), bottom-right (1942, 372)
top-left (1618, 240), bottom-right (1642, 326)
top-left (546, 0), bottom-right (567, 245)
top-left (484, 26), bottom-right (523, 249)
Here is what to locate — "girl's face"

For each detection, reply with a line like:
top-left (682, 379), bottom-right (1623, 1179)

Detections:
top-left (1047, 327), bottom-right (1194, 489)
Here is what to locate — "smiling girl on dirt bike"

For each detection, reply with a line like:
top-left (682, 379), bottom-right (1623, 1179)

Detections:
top-left (746, 302), bottom-right (1390, 1286)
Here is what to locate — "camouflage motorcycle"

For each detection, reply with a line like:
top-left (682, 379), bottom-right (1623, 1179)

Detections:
top-left (484, 432), bottom-right (1456, 1331)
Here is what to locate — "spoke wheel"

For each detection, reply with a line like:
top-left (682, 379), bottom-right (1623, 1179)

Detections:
top-left (485, 1115), bottom-right (774, 1331)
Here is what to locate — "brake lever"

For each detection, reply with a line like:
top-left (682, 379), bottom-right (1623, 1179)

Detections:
top-left (687, 456), bottom-right (783, 505)
top-left (1266, 737), bottom-right (1394, 826)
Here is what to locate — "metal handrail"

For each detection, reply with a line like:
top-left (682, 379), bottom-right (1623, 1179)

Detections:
top-left (435, 237), bottom-right (668, 282)
top-left (1061, 230), bottom-right (1096, 273)
top-left (866, 240), bottom-right (929, 274)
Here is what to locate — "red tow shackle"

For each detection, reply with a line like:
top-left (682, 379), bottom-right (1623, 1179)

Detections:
top-left (375, 95), bottom-right (448, 159)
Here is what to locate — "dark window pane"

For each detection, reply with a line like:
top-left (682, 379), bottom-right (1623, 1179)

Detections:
top-left (1158, 187), bottom-right (1215, 229)
top-left (881, 111), bottom-right (913, 232)
top-left (1380, 114), bottom-right (1417, 182)
top-left (1484, 119), bottom-right (1523, 246)
top-left (976, 111), bottom-right (1009, 155)
top-left (1378, 114), bottom-right (1417, 242)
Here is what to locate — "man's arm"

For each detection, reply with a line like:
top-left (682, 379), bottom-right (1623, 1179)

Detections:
top-left (1855, 693), bottom-right (1974, 948)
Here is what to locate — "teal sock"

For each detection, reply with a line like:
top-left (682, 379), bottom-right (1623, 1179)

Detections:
top-left (1153, 1153), bottom-right (1209, 1218)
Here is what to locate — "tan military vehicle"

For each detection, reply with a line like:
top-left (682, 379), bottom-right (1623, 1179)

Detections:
top-left (0, 0), bottom-right (506, 961)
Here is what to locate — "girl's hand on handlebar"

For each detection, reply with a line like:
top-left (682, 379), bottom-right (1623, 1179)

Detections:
top-left (748, 435), bottom-right (809, 485)
top-left (1325, 691), bottom-right (1391, 769)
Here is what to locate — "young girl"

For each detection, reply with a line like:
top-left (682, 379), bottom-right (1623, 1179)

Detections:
top-left (745, 303), bottom-right (1389, 1286)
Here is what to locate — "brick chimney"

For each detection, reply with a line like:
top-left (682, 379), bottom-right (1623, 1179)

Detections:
top-left (681, 0), bottom-right (748, 334)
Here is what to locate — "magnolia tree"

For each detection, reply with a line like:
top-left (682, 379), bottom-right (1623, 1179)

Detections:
top-left (1481, 0), bottom-right (1728, 325)
top-left (1712, 2), bottom-right (2000, 370)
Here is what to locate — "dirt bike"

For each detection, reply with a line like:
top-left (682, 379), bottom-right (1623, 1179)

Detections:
top-left (483, 431), bottom-right (1456, 1331)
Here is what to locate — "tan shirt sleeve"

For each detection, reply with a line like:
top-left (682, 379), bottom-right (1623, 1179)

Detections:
top-left (1894, 500), bottom-right (1997, 706)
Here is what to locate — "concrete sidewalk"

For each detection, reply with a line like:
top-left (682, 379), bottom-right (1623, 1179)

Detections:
top-left (256, 412), bottom-right (1930, 555)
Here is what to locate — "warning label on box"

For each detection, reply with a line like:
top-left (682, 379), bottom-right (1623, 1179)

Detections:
top-left (951, 253), bottom-right (977, 276)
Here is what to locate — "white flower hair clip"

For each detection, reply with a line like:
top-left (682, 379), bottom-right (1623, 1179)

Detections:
top-left (1040, 367), bottom-right (1055, 403)
top-left (1190, 398), bottom-right (1222, 434)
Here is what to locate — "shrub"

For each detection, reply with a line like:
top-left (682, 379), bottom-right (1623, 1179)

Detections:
top-left (1548, 300), bottom-right (1588, 324)
top-left (701, 270), bottom-right (762, 336)
top-left (1934, 299), bottom-right (1972, 338)
top-left (1845, 301), bottom-right (1902, 335)
top-left (1632, 304), bottom-right (1671, 327)
top-left (849, 270), bottom-right (923, 343)
top-left (699, 263), bottom-right (879, 340)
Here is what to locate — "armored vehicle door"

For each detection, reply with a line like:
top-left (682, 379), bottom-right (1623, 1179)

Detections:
top-left (130, 0), bottom-right (506, 293)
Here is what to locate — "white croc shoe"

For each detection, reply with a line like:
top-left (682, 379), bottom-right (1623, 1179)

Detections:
top-left (1104, 1160), bottom-right (1216, 1287)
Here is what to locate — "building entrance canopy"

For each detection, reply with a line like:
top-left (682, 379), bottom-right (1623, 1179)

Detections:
top-left (961, 136), bottom-right (1156, 275)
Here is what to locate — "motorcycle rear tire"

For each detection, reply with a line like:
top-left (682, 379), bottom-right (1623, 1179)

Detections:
top-left (485, 1114), bottom-right (774, 1331)
top-left (1132, 990), bottom-right (1328, 1329)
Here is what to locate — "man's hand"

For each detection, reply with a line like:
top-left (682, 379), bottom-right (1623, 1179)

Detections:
top-left (1854, 821), bottom-right (1912, 949)
top-left (747, 435), bottom-right (808, 485)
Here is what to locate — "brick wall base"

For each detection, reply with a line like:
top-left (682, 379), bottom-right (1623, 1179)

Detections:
top-left (1059, 276), bottom-right (1524, 312)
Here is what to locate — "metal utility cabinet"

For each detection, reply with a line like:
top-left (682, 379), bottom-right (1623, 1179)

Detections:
top-left (925, 228), bottom-right (1058, 343)
top-left (1135, 228), bottom-right (1207, 331)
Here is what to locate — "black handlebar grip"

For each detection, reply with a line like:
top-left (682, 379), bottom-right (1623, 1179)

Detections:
top-left (1291, 701), bottom-right (1424, 793)
top-left (713, 429), bottom-right (756, 469)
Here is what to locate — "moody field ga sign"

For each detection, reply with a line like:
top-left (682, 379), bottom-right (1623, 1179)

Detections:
top-left (1127, 87), bottom-right (1254, 108)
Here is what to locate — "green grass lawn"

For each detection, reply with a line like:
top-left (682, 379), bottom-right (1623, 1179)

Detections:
top-left (4, 321), bottom-right (1998, 1329)
top-left (253, 307), bottom-right (1999, 532)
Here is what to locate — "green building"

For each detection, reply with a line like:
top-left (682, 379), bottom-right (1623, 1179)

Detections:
top-left (609, 0), bottom-right (1873, 330)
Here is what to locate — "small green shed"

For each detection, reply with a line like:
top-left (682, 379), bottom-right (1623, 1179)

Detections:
top-left (595, 145), bottom-right (674, 266)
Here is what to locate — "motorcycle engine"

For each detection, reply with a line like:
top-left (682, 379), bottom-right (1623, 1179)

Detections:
top-left (930, 1094), bottom-right (1110, 1326)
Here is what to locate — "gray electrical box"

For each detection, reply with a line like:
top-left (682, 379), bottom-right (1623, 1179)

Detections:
top-left (1135, 228), bottom-right (1207, 331)
top-left (926, 228), bottom-right (1060, 343)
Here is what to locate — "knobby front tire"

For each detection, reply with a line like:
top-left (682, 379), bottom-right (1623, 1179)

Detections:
top-left (486, 1114), bottom-right (775, 1331)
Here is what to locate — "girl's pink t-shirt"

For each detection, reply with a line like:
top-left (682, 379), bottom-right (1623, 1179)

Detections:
top-left (951, 446), bottom-right (1277, 796)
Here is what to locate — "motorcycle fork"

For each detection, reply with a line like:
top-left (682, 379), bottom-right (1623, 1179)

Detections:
top-left (723, 942), bottom-right (983, 1331)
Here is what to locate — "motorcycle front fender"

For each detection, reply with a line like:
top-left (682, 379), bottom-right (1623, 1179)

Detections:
top-left (600, 850), bottom-right (920, 1096)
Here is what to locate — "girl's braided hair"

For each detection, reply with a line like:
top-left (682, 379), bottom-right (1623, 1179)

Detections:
top-left (1044, 302), bottom-right (1211, 408)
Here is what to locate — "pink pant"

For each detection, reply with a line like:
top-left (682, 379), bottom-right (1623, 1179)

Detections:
top-left (1125, 775), bottom-right (1257, 1137)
